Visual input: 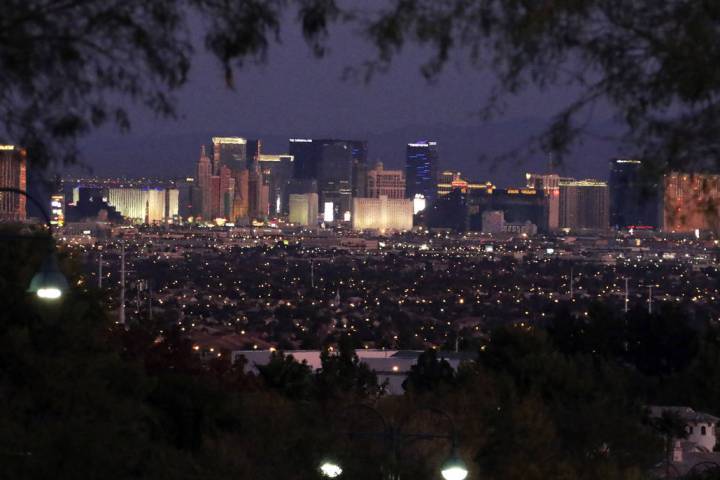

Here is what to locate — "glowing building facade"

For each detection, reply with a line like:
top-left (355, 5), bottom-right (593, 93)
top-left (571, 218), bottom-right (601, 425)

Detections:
top-left (50, 194), bottom-right (65, 227)
top-left (107, 187), bottom-right (178, 224)
top-left (558, 179), bottom-right (609, 230)
top-left (366, 162), bottom-right (405, 199)
top-left (352, 196), bottom-right (413, 232)
top-left (213, 137), bottom-right (248, 172)
top-left (406, 141), bottom-right (439, 202)
top-left (289, 193), bottom-right (318, 227)
top-left (663, 173), bottom-right (720, 232)
top-left (0, 145), bottom-right (26, 221)
top-left (526, 173), bottom-right (560, 230)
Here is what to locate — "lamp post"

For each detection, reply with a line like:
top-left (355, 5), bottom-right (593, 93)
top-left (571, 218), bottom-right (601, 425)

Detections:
top-left (639, 283), bottom-right (658, 315)
top-left (320, 404), bottom-right (468, 480)
top-left (0, 187), bottom-right (68, 300)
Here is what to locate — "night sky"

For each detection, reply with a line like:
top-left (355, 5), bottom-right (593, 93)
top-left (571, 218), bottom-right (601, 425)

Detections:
top-left (76, 10), bottom-right (625, 187)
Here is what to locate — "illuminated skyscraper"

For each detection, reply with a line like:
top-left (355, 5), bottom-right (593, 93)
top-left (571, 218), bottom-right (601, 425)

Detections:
top-left (218, 165), bottom-right (235, 219)
top-left (366, 162), bottom-right (405, 199)
top-left (212, 137), bottom-right (248, 173)
top-left (246, 139), bottom-right (262, 169)
top-left (258, 154), bottom-right (294, 215)
top-left (559, 179), bottom-right (609, 230)
top-left (526, 173), bottom-right (560, 230)
top-left (406, 141), bottom-right (439, 202)
top-left (232, 169), bottom-right (250, 220)
top-left (196, 145), bottom-right (212, 220)
top-left (248, 165), bottom-right (269, 220)
top-left (663, 173), bottom-right (720, 232)
top-left (288, 138), bottom-right (363, 218)
top-left (0, 145), bottom-right (26, 221)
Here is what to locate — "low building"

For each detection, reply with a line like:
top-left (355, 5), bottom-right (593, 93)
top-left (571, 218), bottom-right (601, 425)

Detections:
top-left (107, 187), bottom-right (179, 223)
top-left (649, 406), bottom-right (720, 477)
top-left (288, 193), bottom-right (318, 227)
top-left (230, 349), bottom-right (467, 395)
top-left (352, 196), bottom-right (413, 232)
top-left (482, 210), bottom-right (505, 233)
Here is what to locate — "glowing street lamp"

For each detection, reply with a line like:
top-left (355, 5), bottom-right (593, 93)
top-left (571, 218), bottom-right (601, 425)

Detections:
top-left (322, 405), bottom-right (468, 480)
top-left (441, 452), bottom-right (469, 480)
top-left (319, 460), bottom-right (343, 478)
top-left (27, 251), bottom-right (69, 300)
top-left (0, 187), bottom-right (69, 300)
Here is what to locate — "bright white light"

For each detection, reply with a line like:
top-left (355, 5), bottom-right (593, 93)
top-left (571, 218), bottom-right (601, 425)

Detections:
top-left (320, 462), bottom-right (343, 478)
top-left (695, 228), bottom-right (700, 239)
top-left (413, 194), bottom-right (426, 214)
top-left (324, 202), bottom-right (334, 223)
top-left (37, 287), bottom-right (62, 300)
top-left (441, 466), bottom-right (468, 480)
top-left (546, 248), bottom-right (555, 254)
top-left (343, 211), bottom-right (351, 222)
top-left (212, 136), bottom-right (246, 144)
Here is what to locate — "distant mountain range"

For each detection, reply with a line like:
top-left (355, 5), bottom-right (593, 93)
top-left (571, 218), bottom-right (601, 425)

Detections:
top-left (76, 117), bottom-right (629, 187)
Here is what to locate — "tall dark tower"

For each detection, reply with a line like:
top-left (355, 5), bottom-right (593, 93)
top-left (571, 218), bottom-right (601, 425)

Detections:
top-left (347, 140), bottom-right (368, 197)
top-left (609, 159), bottom-right (660, 229)
top-left (317, 140), bottom-right (354, 216)
top-left (289, 138), bottom-right (320, 179)
top-left (406, 141), bottom-right (439, 202)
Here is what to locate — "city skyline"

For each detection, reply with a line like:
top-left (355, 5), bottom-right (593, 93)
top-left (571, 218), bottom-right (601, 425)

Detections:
top-left (57, 7), bottom-right (623, 186)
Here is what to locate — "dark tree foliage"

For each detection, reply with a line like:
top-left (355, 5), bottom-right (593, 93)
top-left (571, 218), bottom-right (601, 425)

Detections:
top-left (4, 235), bottom-right (714, 478)
top-left (316, 335), bottom-right (383, 401)
top-left (548, 303), bottom-right (700, 376)
top-left (7, 0), bottom-right (720, 178)
top-left (256, 350), bottom-right (314, 400)
top-left (402, 348), bottom-right (456, 393)
top-left (0, 0), bottom-right (339, 168)
top-left (358, 0), bottom-right (720, 176)
top-left (476, 325), bottom-right (661, 480)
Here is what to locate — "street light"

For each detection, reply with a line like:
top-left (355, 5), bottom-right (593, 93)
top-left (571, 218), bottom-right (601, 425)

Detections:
top-left (441, 451), bottom-right (469, 480)
top-left (320, 404), bottom-right (468, 480)
top-left (0, 187), bottom-right (68, 300)
top-left (27, 251), bottom-right (69, 299)
top-left (319, 459), bottom-right (343, 478)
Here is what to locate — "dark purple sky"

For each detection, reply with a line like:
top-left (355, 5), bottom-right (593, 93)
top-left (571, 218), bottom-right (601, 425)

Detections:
top-left (75, 10), bottom-right (624, 187)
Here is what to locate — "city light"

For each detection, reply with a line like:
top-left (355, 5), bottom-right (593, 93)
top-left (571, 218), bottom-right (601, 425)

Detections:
top-left (323, 202), bottom-right (334, 223)
top-left (319, 461), bottom-right (342, 478)
top-left (37, 287), bottom-right (62, 299)
top-left (27, 253), bottom-right (69, 301)
top-left (441, 465), bottom-right (468, 480)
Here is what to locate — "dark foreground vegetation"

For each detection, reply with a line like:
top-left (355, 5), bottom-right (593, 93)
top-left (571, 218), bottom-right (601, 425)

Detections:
top-left (3, 238), bottom-right (720, 480)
